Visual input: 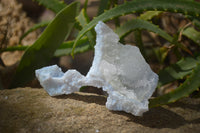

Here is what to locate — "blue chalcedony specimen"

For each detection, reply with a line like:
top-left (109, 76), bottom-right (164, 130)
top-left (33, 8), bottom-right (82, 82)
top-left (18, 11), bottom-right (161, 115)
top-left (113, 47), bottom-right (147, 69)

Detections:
top-left (36, 21), bottom-right (158, 116)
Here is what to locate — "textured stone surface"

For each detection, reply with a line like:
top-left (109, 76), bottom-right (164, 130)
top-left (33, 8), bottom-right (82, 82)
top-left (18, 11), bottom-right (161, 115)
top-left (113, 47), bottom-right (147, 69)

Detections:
top-left (0, 88), bottom-right (200, 133)
top-left (36, 22), bottom-right (158, 116)
top-left (0, 0), bottom-right (39, 48)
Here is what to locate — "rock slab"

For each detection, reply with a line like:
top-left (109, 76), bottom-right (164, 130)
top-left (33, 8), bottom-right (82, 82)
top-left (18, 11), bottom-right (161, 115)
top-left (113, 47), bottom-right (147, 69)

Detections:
top-left (0, 88), bottom-right (200, 133)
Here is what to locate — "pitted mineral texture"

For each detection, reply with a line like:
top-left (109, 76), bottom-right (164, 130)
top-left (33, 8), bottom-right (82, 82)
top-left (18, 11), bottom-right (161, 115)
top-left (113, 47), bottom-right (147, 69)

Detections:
top-left (36, 21), bottom-right (159, 116)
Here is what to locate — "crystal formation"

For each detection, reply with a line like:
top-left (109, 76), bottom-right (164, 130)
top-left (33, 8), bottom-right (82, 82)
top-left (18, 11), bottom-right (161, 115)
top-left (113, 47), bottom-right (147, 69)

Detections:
top-left (36, 21), bottom-right (159, 116)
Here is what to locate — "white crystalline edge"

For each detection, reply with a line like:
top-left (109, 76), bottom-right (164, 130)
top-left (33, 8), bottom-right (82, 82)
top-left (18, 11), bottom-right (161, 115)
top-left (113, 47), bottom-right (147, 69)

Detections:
top-left (35, 21), bottom-right (159, 116)
top-left (35, 65), bottom-right (85, 96)
top-left (105, 73), bottom-right (158, 116)
top-left (93, 21), bottom-right (158, 116)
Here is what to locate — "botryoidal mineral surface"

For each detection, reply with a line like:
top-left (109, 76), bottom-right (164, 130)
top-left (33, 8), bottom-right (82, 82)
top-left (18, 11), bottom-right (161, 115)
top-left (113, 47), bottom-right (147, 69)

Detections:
top-left (36, 21), bottom-right (159, 116)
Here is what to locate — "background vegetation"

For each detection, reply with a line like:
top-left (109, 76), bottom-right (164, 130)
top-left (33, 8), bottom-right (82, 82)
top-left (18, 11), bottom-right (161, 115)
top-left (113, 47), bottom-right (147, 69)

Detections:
top-left (0, 0), bottom-right (200, 108)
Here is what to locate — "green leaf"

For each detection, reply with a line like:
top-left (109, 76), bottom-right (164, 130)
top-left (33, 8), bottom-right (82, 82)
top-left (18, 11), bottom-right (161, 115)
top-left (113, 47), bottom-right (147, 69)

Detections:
top-left (0, 38), bottom-right (92, 57)
top-left (0, 45), bottom-right (28, 52)
top-left (76, 9), bottom-right (96, 46)
top-left (134, 30), bottom-right (146, 57)
top-left (111, 0), bottom-right (120, 27)
top-left (182, 27), bottom-right (200, 45)
top-left (149, 62), bottom-right (200, 108)
top-left (153, 47), bottom-right (169, 64)
top-left (54, 37), bottom-right (91, 57)
top-left (10, 2), bottom-right (80, 88)
top-left (1, 37), bottom-right (90, 55)
top-left (34, 0), bottom-right (66, 13)
top-left (83, 0), bottom-right (89, 11)
top-left (192, 19), bottom-right (200, 30)
top-left (158, 56), bottom-right (200, 87)
top-left (55, 44), bottom-right (91, 57)
top-left (139, 11), bottom-right (163, 20)
top-left (57, 38), bottom-right (88, 49)
top-left (73, 0), bottom-right (200, 55)
top-left (19, 21), bottom-right (50, 44)
top-left (186, 16), bottom-right (200, 29)
top-left (98, 0), bottom-right (110, 15)
top-left (115, 19), bottom-right (173, 42)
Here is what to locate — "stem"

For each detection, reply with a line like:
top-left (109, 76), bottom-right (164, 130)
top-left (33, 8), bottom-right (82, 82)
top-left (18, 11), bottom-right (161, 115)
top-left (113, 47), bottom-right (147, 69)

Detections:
top-left (134, 30), bottom-right (146, 58)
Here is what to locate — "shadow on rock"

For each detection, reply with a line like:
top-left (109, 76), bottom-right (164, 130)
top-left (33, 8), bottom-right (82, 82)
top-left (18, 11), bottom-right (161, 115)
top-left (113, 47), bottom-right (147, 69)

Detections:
top-left (168, 99), bottom-right (200, 112)
top-left (112, 106), bottom-right (196, 129)
top-left (54, 93), bottom-right (107, 106)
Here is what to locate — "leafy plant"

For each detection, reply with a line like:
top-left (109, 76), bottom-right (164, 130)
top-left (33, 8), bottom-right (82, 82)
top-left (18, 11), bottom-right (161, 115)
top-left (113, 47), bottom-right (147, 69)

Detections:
top-left (34, 0), bottom-right (66, 13)
top-left (1, 0), bottom-right (200, 107)
top-left (10, 1), bottom-right (80, 87)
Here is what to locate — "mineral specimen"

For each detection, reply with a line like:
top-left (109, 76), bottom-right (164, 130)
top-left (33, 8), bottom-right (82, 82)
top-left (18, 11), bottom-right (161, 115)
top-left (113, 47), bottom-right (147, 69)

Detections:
top-left (36, 21), bottom-right (159, 116)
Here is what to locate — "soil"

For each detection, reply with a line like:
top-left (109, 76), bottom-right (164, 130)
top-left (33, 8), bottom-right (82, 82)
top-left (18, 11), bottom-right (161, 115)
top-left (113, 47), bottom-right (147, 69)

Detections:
top-left (0, 88), bottom-right (200, 133)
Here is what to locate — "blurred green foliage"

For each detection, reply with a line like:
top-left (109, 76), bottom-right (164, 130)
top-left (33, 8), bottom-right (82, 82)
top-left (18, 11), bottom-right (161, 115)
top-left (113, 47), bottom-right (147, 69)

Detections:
top-left (1, 0), bottom-right (200, 107)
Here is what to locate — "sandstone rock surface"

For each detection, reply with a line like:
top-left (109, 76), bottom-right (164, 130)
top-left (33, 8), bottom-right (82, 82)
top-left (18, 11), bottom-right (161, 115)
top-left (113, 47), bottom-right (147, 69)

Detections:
top-left (0, 88), bottom-right (200, 133)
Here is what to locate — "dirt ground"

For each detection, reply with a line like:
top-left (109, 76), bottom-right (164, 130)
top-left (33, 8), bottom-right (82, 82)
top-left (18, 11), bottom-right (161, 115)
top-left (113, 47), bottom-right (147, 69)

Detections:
top-left (0, 88), bottom-right (200, 133)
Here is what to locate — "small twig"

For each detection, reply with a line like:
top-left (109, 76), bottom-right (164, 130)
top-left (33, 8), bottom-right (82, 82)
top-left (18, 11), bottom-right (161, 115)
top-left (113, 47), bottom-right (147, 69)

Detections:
top-left (178, 22), bottom-right (192, 42)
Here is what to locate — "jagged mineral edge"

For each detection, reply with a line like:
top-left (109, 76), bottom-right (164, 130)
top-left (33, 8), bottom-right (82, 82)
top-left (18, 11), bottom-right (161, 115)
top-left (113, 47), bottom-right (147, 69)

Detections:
top-left (35, 21), bottom-right (159, 116)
